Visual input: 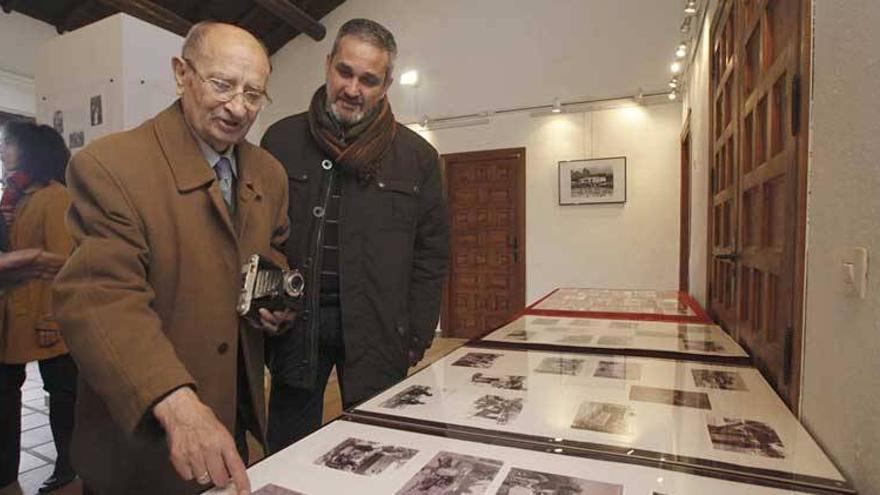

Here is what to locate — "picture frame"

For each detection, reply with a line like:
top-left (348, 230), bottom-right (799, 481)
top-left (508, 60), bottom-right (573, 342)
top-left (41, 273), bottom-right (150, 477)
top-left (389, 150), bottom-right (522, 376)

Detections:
top-left (558, 156), bottom-right (626, 205)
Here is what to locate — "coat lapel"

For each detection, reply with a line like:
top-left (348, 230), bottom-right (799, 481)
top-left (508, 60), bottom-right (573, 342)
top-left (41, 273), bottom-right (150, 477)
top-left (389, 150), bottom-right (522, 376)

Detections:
top-left (234, 143), bottom-right (264, 240)
top-left (152, 102), bottom-right (237, 241)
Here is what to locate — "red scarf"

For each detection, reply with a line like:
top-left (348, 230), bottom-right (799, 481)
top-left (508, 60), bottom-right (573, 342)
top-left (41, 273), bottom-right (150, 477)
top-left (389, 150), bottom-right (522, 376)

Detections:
top-left (1, 170), bottom-right (33, 227)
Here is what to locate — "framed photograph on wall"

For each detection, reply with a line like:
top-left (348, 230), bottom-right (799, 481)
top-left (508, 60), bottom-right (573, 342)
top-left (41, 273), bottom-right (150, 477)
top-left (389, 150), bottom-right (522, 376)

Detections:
top-left (559, 156), bottom-right (626, 205)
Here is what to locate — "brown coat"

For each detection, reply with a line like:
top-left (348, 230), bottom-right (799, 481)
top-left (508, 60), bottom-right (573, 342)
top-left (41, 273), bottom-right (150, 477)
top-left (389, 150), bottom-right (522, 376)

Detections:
top-left (0, 182), bottom-right (73, 364)
top-left (53, 102), bottom-right (289, 494)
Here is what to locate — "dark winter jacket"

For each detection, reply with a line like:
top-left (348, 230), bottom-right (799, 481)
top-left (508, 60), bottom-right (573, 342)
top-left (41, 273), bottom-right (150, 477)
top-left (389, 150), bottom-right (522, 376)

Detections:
top-left (261, 112), bottom-right (449, 398)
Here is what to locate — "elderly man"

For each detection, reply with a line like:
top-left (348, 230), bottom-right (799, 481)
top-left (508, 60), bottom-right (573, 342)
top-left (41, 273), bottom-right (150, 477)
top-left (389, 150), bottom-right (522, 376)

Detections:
top-left (261, 18), bottom-right (449, 452)
top-left (53, 22), bottom-right (289, 494)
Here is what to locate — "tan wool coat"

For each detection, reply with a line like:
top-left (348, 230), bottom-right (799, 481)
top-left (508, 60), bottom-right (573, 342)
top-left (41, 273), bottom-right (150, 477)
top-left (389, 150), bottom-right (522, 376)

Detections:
top-left (0, 182), bottom-right (73, 364)
top-left (53, 102), bottom-right (289, 494)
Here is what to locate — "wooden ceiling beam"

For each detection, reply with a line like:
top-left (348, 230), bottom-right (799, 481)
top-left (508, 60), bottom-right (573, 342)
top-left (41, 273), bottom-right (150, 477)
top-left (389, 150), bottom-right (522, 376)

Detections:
top-left (94, 0), bottom-right (192, 36)
top-left (253, 0), bottom-right (325, 41)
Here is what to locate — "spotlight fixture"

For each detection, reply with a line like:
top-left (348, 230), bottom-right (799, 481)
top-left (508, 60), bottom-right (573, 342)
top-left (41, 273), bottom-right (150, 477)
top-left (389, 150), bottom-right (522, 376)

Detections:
top-left (551, 97), bottom-right (562, 113)
top-left (634, 88), bottom-right (645, 104)
top-left (669, 77), bottom-right (679, 89)
top-left (684, 0), bottom-right (697, 15)
top-left (675, 42), bottom-right (687, 59)
top-left (418, 115), bottom-right (429, 129)
top-left (670, 61), bottom-right (682, 74)
top-left (400, 70), bottom-right (419, 86)
top-left (668, 90), bottom-right (678, 101)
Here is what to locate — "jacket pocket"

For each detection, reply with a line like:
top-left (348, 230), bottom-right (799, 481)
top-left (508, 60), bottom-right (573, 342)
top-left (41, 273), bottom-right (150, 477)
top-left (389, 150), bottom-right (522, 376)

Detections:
top-left (377, 178), bottom-right (420, 230)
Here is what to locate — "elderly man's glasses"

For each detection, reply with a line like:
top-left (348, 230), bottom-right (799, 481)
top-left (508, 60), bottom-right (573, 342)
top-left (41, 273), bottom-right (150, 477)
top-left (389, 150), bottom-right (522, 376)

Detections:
top-left (183, 57), bottom-right (271, 110)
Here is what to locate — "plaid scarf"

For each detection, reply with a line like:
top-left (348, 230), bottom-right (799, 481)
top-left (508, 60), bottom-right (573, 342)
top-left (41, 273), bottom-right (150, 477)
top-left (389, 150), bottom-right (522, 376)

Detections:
top-left (308, 85), bottom-right (397, 185)
top-left (0, 170), bottom-right (33, 227)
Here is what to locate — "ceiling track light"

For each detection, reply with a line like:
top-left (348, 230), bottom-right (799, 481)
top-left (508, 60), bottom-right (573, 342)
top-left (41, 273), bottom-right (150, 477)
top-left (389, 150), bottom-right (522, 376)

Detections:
top-left (684, 0), bottom-right (698, 15)
top-left (669, 78), bottom-right (679, 89)
top-left (675, 42), bottom-right (688, 59)
top-left (551, 97), bottom-right (562, 113)
top-left (670, 61), bottom-right (682, 74)
top-left (668, 90), bottom-right (679, 101)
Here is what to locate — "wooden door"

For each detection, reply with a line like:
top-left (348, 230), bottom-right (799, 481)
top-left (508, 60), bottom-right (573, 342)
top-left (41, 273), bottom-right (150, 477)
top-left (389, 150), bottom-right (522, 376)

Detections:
top-left (443, 148), bottom-right (526, 339)
top-left (680, 112), bottom-right (692, 293)
top-left (708, 0), bottom-right (808, 408)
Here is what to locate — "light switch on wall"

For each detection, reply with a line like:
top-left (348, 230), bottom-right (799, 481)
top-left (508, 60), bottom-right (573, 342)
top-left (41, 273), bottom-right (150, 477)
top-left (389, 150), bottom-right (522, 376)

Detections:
top-left (841, 247), bottom-right (868, 299)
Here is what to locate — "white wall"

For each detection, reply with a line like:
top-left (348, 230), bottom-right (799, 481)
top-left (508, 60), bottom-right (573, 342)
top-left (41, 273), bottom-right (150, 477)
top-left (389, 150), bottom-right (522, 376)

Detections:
top-left (262, 0), bottom-right (682, 128)
top-left (680, 1), bottom-right (717, 306)
top-left (801, 1), bottom-right (880, 494)
top-left (414, 103), bottom-right (682, 302)
top-left (0, 11), bottom-right (56, 115)
top-left (35, 14), bottom-right (182, 149)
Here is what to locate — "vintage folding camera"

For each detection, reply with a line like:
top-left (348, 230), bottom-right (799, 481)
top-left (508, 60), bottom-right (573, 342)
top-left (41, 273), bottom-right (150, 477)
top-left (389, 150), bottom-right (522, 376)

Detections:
top-left (237, 254), bottom-right (305, 322)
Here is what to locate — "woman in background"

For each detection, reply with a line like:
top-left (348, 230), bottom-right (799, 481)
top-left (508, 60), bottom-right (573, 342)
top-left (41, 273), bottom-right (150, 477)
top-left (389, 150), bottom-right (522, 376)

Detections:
top-left (0, 121), bottom-right (77, 493)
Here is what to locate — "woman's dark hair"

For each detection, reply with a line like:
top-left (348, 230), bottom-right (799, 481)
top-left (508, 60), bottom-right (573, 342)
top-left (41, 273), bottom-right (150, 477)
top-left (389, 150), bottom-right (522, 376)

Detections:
top-left (1, 120), bottom-right (69, 185)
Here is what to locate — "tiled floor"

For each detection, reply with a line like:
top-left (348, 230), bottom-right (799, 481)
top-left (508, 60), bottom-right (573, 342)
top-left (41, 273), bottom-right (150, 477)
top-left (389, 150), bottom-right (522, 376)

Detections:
top-left (2, 362), bottom-right (80, 495)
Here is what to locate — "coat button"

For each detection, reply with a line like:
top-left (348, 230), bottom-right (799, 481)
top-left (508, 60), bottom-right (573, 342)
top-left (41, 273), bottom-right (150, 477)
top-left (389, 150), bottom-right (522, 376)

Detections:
top-left (321, 159), bottom-right (333, 170)
top-left (377, 181), bottom-right (385, 188)
top-left (217, 342), bottom-right (229, 354)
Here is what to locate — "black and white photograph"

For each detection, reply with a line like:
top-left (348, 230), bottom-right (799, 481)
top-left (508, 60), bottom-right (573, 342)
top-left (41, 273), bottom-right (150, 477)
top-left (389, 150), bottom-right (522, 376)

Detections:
top-left (571, 401), bottom-right (635, 435)
top-left (593, 360), bottom-right (642, 380)
top-left (679, 338), bottom-right (726, 352)
top-left (635, 330), bottom-right (677, 338)
top-left (556, 334), bottom-right (594, 345)
top-left (90, 94), bottom-right (103, 126)
top-left (452, 352), bottom-right (502, 369)
top-left (471, 372), bottom-right (527, 391)
top-left (531, 318), bottom-right (560, 326)
top-left (380, 385), bottom-right (435, 409)
top-left (559, 157), bottom-right (626, 205)
top-left (533, 357), bottom-right (584, 376)
top-left (52, 110), bottom-right (64, 134)
top-left (596, 335), bottom-right (634, 346)
top-left (314, 437), bottom-right (419, 476)
top-left (706, 417), bottom-right (786, 459)
top-left (497, 467), bottom-right (623, 495)
top-left (692, 369), bottom-right (749, 391)
top-left (69, 130), bottom-right (84, 149)
top-left (568, 319), bottom-right (594, 326)
top-left (504, 330), bottom-right (536, 341)
top-left (628, 385), bottom-right (712, 410)
top-left (608, 321), bottom-right (639, 330)
top-left (253, 484), bottom-right (307, 495)
top-left (395, 451), bottom-right (503, 495)
top-left (470, 395), bottom-right (524, 425)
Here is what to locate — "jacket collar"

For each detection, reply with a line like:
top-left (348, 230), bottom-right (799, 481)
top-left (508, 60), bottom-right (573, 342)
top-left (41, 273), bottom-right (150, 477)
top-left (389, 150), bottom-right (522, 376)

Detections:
top-left (151, 101), bottom-right (262, 198)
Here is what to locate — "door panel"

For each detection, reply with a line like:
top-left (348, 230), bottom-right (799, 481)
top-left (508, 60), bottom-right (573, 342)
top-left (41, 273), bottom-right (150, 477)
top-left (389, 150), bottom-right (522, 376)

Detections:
top-left (708, 0), bottom-right (806, 408)
top-left (443, 148), bottom-right (526, 339)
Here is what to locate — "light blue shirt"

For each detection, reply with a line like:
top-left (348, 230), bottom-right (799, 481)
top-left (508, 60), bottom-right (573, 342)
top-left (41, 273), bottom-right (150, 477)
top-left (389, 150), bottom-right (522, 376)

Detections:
top-left (193, 134), bottom-right (238, 179)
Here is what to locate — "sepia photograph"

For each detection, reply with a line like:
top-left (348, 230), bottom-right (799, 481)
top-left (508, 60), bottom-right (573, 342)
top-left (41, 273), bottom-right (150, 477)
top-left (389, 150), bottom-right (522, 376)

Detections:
top-left (556, 334), bottom-right (595, 345)
top-left (471, 372), bottom-right (527, 391)
top-left (533, 357), bottom-right (585, 376)
top-left (596, 335), bottom-right (634, 346)
top-left (607, 321), bottom-right (639, 330)
top-left (679, 338), bottom-right (726, 352)
top-left (531, 318), bottom-right (560, 326)
top-left (568, 319), bottom-right (594, 326)
top-left (314, 437), bottom-right (418, 476)
top-left (706, 417), bottom-right (786, 459)
top-left (381, 385), bottom-right (435, 409)
top-left (692, 369), bottom-right (749, 391)
top-left (497, 467), bottom-right (623, 495)
top-left (571, 401), bottom-right (635, 435)
top-left (504, 330), bottom-right (537, 341)
top-left (253, 484), bottom-right (306, 495)
top-left (559, 157), bottom-right (626, 205)
top-left (452, 352), bottom-right (503, 369)
top-left (593, 360), bottom-right (642, 380)
top-left (395, 451), bottom-right (503, 495)
top-left (628, 385), bottom-right (712, 410)
top-left (470, 395), bottom-right (524, 425)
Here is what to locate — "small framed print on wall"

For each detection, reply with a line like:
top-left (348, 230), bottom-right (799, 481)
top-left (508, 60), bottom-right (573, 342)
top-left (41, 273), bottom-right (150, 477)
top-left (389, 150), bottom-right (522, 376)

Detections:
top-left (559, 156), bottom-right (627, 205)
